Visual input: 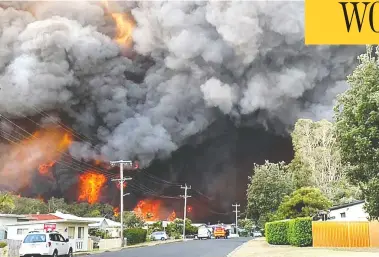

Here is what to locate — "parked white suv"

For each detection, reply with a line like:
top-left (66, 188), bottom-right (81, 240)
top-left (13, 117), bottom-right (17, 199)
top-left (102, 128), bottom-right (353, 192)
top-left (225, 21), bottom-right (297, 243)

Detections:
top-left (19, 231), bottom-right (73, 257)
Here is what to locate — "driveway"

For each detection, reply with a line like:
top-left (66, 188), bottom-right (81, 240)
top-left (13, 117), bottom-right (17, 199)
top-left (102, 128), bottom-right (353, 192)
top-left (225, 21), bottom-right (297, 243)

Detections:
top-left (95, 238), bottom-right (249, 257)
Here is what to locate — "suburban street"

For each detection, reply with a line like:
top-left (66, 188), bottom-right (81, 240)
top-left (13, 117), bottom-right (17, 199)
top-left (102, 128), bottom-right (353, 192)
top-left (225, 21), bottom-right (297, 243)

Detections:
top-left (96, 238), bottom-right (250, 257)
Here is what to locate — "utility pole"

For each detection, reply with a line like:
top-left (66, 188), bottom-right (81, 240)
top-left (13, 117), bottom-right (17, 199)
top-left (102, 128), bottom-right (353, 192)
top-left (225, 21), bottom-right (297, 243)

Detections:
top-left (110, 160), bottom-right (133, 247)
top-left (232, 203), bottom-right (240, 234)
top-left (180, 184), bottom-right (191, 240)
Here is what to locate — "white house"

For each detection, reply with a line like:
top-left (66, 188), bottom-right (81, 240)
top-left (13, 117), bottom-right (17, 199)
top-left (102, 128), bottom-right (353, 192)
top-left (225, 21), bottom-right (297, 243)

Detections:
top-left (0, 214), bottom-right (31, 240)
top-left (86, 218), bottom-right (121, 238)
top-left (6, 212), bottom-right (93, 252)
top-left (328, 200), bottom-right (368, 221)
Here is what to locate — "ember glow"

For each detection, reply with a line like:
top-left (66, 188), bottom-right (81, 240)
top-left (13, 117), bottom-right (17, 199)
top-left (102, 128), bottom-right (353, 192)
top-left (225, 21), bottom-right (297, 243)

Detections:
top-left (167, 211), bottom-right (176, 221)
top-left (187, 206), bottom-right (193, 213)
top-left (133, 199), bottom-right (161, 222)
top-left (78, 171), bottom-right (107, 204)
top-left (116, 181), bottom-right (127, 190)
top-left (0, 127), bottom-right (73, 191)
top-left (113, 207), bottom-right (120, 217)
top-left (38, 161), bottom-right (56, 176)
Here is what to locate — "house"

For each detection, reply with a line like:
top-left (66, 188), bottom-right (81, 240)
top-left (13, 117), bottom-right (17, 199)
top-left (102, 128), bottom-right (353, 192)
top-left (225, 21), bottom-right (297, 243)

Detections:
top-left (0, 214), bottom-right (31, 240)
top-left (6, 212), bottom-right (93, 252)
top-left (328, 200), bottom-right (368, 221)
top-left (86, 218), bottom-right (121, 238)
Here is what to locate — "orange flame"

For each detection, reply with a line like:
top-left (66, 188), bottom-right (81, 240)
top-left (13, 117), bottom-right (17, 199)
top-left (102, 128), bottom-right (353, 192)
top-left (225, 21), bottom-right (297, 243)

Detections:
top-left (168, 211), bottom-right (176, 221)
top-left (114, 207), bottom-right (120, 217)
top-left (101, 0), bottom-right (135, 47)
top-left (78, 171), bottom-right (107, 204)
top-left (38, 161), bottom-right (56, 175)
top-left (111, 13), bottom-right (135, 47)
top-left (36, 195), bottom-right (44, 202)
top-left (0, 126), bottom-right (73, 190)
top-left (116, 181), bottom-right (127, 190)
top-left (133, 199), bottom-right (161, 222)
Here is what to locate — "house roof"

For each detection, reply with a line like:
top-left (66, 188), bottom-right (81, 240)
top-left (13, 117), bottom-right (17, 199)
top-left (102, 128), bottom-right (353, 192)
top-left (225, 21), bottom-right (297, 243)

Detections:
top-left (87, 218), bottom-right (121, 228)
top-left (7, 211), bottom-right (94, 226)
top-left (28, 214), bottom-right (63, 221)
top-left (330, 200), bottom-right (365, 211)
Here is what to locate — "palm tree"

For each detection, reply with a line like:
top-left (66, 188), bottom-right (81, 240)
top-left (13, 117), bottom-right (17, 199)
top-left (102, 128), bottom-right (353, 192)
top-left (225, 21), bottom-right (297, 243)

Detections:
top-left (0, 193), bottom-right (15, 212)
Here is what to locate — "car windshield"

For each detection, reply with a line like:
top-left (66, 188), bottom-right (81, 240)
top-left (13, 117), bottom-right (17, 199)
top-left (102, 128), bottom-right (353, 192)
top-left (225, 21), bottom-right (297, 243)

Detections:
top-left (24, 234), bottom-right (46, 243)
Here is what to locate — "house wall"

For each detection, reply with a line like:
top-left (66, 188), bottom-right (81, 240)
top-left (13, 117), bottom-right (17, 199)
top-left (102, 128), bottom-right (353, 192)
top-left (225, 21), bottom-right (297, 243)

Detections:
top-left (104, 228), bottom-right (120, 238)
top-left (0, 217), bottom-right (19, 240)
top-left (7, 223), bottom-right (89, 252)
top-left (329, 203), bottom-right (368, 221)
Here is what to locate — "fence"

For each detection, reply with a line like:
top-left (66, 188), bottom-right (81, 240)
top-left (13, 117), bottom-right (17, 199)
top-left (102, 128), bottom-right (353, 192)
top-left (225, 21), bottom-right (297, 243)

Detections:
top-left (98, 238), bottom-right (121, 250)
top-left (4, 240), bottom-right (21, 257)
top-left (312, 221), bottom-right (379, 247)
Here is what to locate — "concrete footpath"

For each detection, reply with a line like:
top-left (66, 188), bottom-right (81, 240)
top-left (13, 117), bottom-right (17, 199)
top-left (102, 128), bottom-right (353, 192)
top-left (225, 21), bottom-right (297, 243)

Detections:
top-left (229, 238), bottom-right (379, 257)
top-left (74, 239), bottom-right (184, 256)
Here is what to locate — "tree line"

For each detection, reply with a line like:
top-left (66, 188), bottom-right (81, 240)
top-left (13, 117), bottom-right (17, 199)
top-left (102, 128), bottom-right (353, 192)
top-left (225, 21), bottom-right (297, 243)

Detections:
top-left (0, 194), bottom-right (115, 218)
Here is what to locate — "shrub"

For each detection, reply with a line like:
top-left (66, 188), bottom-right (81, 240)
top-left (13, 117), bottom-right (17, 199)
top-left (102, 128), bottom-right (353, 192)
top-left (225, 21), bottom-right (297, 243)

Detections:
top-left (265, 220), bottom-right (290, 245)
top-left (123, 228), bottom-right (147, 245)
top-left (0, 242), bottom-right (7, 248)
top-left (288, 217), bottom-right (312, 247)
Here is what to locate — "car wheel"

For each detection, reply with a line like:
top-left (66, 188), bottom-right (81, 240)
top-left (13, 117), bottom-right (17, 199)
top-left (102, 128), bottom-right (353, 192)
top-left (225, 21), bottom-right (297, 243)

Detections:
top-left (68, 248), bottom-right (73, 257)
top-left (52, 250), bottom-right (58, 257)
top-left (161, 237), bottom-right (165, 241)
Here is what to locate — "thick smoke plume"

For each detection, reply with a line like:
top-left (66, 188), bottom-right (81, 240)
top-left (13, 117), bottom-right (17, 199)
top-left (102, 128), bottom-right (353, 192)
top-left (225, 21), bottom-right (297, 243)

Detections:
top-left (0, 1), bottom-right (363, 176)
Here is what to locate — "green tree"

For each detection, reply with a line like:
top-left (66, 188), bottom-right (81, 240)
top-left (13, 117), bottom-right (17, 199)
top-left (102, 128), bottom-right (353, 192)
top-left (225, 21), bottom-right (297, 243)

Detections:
top-left (289, 119), bottom-right (361, 203)
top-left (334, 45), bottom-right (379, 219)
top-left (246, 161), bottom-right (294, 226)
top-left (12, 196), bottom-right (48, 214)
top-left (121, 211), bottom-right (145, 228)
top-left (0, 193), bottom-right (15, 212)
top-left (238, 219), bottom-right (254, 233)
top-left (276, 187), bottom-right (332, 219)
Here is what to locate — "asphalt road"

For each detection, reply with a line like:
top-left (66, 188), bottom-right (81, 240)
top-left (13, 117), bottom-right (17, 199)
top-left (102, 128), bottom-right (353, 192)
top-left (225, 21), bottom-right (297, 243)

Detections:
top-left (96, 238), bottom-right (250, 257)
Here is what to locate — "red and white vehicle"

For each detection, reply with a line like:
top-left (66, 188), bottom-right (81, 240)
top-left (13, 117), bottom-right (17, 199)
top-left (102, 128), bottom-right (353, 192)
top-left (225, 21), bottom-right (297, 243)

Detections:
top-left (19, 231), bottom-right (73, 257)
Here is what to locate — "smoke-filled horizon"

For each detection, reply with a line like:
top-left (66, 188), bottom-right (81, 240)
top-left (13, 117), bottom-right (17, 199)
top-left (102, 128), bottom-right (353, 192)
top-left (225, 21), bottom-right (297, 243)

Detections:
top-left (0, 1), bottom-right (364, 207)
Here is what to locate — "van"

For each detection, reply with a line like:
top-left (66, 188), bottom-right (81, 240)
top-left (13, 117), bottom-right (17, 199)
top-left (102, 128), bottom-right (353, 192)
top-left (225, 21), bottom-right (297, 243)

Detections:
top-left (197, 226), bottom-right (211, 240)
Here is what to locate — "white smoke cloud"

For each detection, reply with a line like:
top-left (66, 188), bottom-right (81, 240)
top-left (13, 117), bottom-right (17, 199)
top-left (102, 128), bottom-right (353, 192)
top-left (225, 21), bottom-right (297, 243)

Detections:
top-left (200, 77), bottom-right (237, 114)
top-left (0, 1), bottom-right (364, 168)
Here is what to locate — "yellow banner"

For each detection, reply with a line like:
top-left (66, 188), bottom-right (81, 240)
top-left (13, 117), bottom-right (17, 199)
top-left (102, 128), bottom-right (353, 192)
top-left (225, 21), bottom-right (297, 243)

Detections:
top-left (305, 0), bottom-right (379, 44)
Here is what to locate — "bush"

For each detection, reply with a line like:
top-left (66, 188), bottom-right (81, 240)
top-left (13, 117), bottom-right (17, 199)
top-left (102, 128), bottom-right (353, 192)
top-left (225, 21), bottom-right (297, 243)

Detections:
top-left (123, 228), bottom-right (147, 245)
top-left (0, 242), bottom-right (7, 248)
top-left (265, 220), bottom-right (290, 245)
top-left (288, 217), bottom-right (312, 247)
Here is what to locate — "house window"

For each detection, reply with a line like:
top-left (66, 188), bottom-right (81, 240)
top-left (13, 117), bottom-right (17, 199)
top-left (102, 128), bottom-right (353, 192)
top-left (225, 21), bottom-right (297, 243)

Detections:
top-left (341, 212), bottom-right (346, 218)
top-left (68, 227), bottom-right (75, 239)
top-left (78, 227), bottom-right (84, 239)
top-left (17, 228), bottom-right (28, 235)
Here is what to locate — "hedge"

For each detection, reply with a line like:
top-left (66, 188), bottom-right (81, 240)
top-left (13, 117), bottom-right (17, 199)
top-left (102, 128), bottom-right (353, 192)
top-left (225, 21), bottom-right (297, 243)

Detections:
top-left (265, 217), bottom-right (312, 247)
top-left (0, 242), bottom-right (7, 248)
top-left (123, 228), bottom-right (147, 245)
top-left (265, 220), bottom-right (290, 245)
top-left (288, 217), bottom-right (312, 247)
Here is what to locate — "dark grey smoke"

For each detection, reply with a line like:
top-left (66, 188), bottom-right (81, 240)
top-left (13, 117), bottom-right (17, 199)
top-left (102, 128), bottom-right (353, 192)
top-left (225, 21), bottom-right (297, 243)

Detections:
top-left (0, 1), bottom-right (363, 192)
